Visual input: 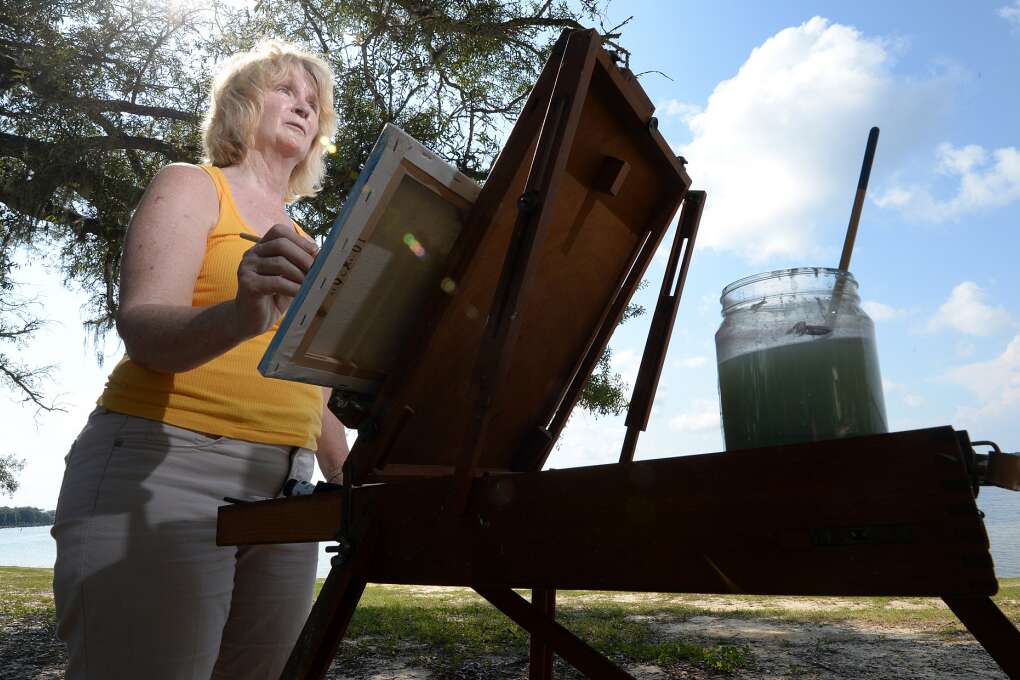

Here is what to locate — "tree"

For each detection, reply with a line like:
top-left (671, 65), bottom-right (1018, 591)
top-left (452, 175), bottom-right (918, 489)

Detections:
top-left (0, 454), bottom-right (25, 496)
top-left (0, 0), bottom-right (638, 485)
top-left (0, 504), bottom-right (55, 526)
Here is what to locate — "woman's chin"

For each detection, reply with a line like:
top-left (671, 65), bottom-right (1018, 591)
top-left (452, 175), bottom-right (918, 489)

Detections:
top-left (271, 137), bottom-right (309, 159)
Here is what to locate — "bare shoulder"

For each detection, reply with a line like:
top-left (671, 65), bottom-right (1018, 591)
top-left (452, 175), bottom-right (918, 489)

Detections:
top-left (142, 163), bottom-right (218, 225)
top-left (124, 165), bottom-right (216, 257)
top-left (119, 163), bottom-right (220, 309)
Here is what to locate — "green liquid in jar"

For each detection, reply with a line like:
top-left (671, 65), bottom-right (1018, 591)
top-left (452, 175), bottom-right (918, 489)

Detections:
top-left (718, 336), bottom-right (888, 450)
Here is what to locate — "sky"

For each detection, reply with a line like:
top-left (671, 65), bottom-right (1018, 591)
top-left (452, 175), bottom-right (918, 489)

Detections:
top-left (3, 0), bottom-right (1020, 513)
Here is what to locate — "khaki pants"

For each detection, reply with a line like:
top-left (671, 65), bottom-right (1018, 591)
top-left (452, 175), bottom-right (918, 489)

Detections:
top-left (52, 407), bottom-right (318, 680)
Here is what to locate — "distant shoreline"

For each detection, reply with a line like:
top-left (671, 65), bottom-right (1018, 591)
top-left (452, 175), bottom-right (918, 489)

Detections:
top-left (0, 523), bottom-right (53, 529)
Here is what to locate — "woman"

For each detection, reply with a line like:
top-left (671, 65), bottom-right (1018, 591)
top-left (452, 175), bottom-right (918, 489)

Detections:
top-left (51, 41), bottom-right (347, 679)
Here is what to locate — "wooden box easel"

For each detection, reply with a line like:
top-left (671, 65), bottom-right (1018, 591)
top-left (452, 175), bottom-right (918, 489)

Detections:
top-left (218, 29), bottom-right (1020, 679)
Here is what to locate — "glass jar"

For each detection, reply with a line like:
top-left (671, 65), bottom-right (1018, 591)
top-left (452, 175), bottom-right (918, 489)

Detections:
top-left (715, 267), bottom-right (888, 450)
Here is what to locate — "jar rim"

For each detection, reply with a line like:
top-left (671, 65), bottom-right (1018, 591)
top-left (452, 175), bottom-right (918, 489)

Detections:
top-left (720, 267), bottom-right (860, 314)
top-left (721, 267), bottom-right (857, 298)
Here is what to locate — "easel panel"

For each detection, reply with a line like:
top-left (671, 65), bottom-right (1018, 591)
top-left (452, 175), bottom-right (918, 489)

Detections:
top-left (372, 44), bottom-right (688, 473)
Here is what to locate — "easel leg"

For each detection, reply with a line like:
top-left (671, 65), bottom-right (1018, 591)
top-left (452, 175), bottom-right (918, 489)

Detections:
top-left (476, 587), bottom-right (633, 680)
top-left (943, 595), bottom-right (1020, 678)
top-left (281, 562), bottom-right (368, 680)
top-left (529, 588), bottom-right (556, 679)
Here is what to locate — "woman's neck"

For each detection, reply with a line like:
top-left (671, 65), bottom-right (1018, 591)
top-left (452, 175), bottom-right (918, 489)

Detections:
top-left (229, 150), bottom-right (297, 205)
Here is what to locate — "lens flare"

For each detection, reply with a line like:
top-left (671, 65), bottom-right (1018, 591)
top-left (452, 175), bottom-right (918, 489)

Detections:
top-left (440, 277), bottom-right (457, 294)
top-left (403, 233), bottom-right (426, 259)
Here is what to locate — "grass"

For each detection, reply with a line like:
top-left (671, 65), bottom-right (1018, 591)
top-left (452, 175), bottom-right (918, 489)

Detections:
top-left (5, 567), bottom-right (1019, 677)
top-left (0, 566), bottom-right (54, 622)
top-left (324, 585), bottom-right (752, 674)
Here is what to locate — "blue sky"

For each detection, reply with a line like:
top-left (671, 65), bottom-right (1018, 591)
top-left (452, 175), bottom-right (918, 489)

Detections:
top-left (544, 0), bottom-right (1020, 469)
top-left (4, 1), bottom-right (1020, 510)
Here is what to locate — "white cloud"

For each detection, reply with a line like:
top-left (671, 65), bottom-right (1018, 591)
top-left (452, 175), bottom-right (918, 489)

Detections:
top-left (1000, 1), bottom-right (1020, 26)
top-left (668, 399), bottom-right (721, 433)
top-left (658, 98), bottom-right (702, 124)
top-left (926, 282), bottom-right (1012, 336)
top-left (875, 144), bottom-right (1020, 221)
top-left (902, 393), bottom-right (925, 407)
top-left (675, 17), bottom-right (948, 262)
top-left (862, 300), bottom-right (904, 322)
top-left (610, 348), bottom-right (641, 388)
top-left (937, 143), bottom-right (987, 174)
top-left (873, 187), bottom-right (912, 208)
top-left (881, 378), bottom-right (924, 408)
top-left (546, 409), bottom-right (625, 469)
top-left (943, 334), bottom-right (1020, 428)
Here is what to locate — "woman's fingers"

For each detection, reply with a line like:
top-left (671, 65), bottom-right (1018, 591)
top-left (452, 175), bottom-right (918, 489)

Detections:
top-left (233, 224), bottom-right (319, 337)
top-left (247, 237), bottom-right (317, 272)
top-left (264, 223), bottom-right (319, 259)
top-left (239, 271), bottom-right (303, 298)
top-left (253, 254), bottom-right (307, 283)
top-left (240, 225), bottom-right (319, 286)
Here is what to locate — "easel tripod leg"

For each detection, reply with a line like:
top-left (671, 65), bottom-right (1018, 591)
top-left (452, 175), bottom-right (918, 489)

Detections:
top-left (943, 595), bottom-right (1020, 678)
top-left (476, 586), bottom-right (633, 680)
top-left (529, 588), bottom-right (556, 679)
top-left (281, 561), bottom-right (368, 680)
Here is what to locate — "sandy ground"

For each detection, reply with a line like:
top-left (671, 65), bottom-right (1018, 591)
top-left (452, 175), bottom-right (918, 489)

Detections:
top-left (317, 590), bottom-right (1014, 680)
top-left (2, 592), bottom-right (1014, 679)
top-left (319, 615), bottom-right (1008, 680)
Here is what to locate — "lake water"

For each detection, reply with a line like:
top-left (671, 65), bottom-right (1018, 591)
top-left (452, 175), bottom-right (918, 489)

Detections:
top-left (3, 488), bottom-right (1017, 579)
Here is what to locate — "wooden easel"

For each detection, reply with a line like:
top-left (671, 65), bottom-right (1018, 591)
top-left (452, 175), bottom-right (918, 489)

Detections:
top-left (218, 29), bottom-right (1020, 679)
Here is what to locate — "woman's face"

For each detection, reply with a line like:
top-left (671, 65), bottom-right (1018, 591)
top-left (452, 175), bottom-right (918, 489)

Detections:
top-left (254, 65), bottom-right (320, 160)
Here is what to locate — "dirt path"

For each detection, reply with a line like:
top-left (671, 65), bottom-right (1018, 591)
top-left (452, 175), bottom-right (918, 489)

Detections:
top-left (2, 592), bottom-right (1013, 679)
top-left (653, 615), bottom-right (1004, 679)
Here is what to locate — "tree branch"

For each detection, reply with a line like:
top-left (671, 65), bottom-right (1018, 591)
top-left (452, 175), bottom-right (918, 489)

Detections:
top-left (0, 130), bottom-right (188, 161)
top-left (83, 98), bottom-right (197, 122)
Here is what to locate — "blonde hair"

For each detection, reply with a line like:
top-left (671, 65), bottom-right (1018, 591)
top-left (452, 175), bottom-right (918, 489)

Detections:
top-left (202, 40), bottom-right (337, 203)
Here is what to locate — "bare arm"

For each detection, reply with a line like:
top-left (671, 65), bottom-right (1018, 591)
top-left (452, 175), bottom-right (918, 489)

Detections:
top-left (117, 164), bottom-right (317, 373)
top-left (316, 388), bottom-right (349, 482)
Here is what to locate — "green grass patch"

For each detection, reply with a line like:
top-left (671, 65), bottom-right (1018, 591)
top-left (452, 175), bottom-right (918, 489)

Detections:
top-left (5, 567), bottom-right (1018, 676)
top-left (0, 566), bottom-right (56, 622)
top-left (321, 586), bottom-right (751, 673)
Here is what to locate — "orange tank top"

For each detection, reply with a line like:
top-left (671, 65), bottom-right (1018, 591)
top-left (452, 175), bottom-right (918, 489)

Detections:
top-left (98, 165), bottom-right (323, 449)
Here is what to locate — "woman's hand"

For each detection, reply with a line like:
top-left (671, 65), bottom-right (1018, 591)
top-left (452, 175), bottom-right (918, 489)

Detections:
top-left (234, 223), bottom-right (319, 338)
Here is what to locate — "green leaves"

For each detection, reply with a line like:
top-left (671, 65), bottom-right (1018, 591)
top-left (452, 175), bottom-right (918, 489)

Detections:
top-left (0, 0), bottom-right (629, 417)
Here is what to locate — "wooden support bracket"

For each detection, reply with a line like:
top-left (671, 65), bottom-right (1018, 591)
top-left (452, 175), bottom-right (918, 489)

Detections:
top-left (529, 588), bottom-right (556, 679)
top-left (475, 587), bottom-right (633, 680)
top-left (621, 190), bottom-right (706, 463)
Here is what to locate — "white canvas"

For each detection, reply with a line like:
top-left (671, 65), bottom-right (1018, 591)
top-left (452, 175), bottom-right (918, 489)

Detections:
top-left (259, 124), bottom-right (481, 398)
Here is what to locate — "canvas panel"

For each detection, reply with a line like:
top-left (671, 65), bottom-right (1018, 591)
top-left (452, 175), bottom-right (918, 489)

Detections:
top-left (259, 124), bottom-right (480, 396)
